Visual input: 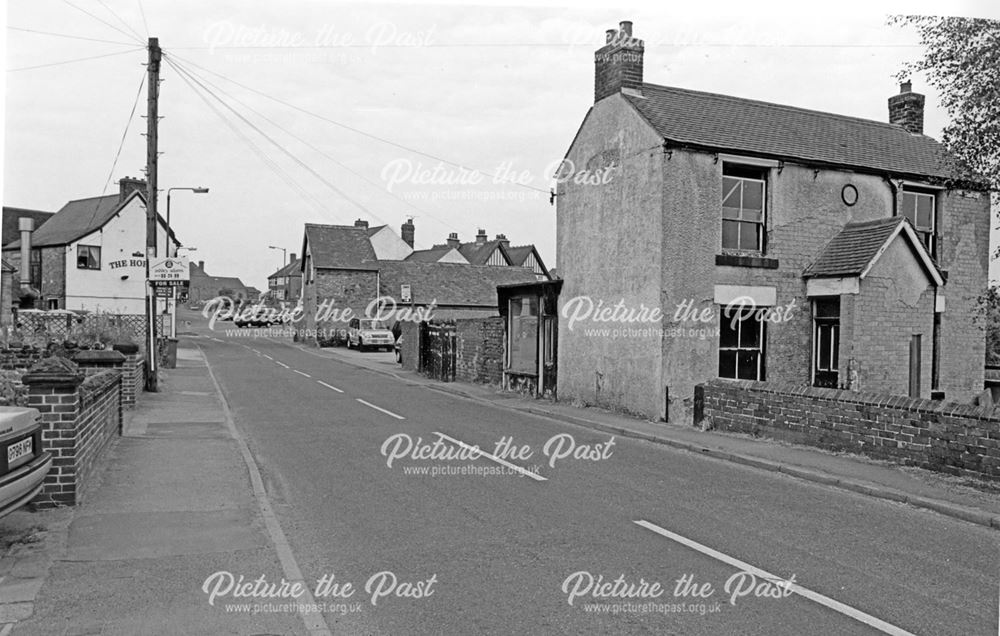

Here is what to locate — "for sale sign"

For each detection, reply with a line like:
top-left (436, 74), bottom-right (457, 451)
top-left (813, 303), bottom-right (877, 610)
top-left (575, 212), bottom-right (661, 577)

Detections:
top-left (150, 256), bottom-right (190, 282)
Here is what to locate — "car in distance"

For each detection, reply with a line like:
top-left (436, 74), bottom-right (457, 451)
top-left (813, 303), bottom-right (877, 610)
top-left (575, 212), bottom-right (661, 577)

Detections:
top-left (0, 407), bottom-right (53, 518)
top-left (347, 318), bottom-right (395, 351)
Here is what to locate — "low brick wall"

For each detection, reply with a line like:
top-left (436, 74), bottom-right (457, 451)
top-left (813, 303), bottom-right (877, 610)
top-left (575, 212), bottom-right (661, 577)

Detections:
top-left (699, 379), bottom-right (1000, 481)
top-left (0, 345), bottom-right (46, 371)
top-left (455, 317), bottom-right (504, 386)
top-left (23, 358), bottom-right (123, 507)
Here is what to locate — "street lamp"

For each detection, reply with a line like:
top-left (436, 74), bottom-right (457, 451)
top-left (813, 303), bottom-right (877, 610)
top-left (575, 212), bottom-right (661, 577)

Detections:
top-left (166, 187), bottom-right (209, 258)
top-left (164, 187), bottom-right (207, 341)
top-left (268, 245), bottom-right (287, 266)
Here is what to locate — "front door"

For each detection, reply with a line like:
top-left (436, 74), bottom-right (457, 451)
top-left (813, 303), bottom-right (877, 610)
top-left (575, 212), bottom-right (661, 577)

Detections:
top-left (813, 297), bottom-right (840, 388)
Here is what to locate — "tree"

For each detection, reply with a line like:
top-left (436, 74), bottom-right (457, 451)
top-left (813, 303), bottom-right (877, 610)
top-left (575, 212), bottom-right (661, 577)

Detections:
top-left (975, 286), bottom-right (1000, 365)
top-left (891, 16), bottom-right (1000, 190)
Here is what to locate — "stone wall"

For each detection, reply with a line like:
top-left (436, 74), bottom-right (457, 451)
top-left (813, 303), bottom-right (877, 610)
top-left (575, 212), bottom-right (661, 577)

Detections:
top-left (699, 379), bottom-right (1000, 481)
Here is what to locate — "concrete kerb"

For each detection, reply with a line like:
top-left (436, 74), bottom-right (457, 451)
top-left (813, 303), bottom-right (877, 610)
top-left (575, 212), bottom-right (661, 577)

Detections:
top-left (276, 339), bottom-right (1000, 531)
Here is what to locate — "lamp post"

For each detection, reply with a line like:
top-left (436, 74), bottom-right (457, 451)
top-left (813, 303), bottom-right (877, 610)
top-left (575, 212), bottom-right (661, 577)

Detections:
top-left (268, 245), bottom-right (287, 267)
top-left (166, 187), bottom-right (209, 258)
top-left (165, 187), bottom-right (208, 340)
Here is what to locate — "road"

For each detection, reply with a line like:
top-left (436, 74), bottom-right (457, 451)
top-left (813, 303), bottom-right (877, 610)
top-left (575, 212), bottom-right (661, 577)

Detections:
top-left (187, 311), bottom-right (997, 635)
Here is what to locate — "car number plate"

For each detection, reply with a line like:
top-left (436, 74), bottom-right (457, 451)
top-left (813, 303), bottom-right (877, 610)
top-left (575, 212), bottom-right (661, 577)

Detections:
top-left (7, 437), bottom-right (32, 464)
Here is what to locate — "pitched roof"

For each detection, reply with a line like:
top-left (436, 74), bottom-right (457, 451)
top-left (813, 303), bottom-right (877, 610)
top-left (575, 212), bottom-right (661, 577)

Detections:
top-left (268, 257), bottom-right (302, 279)
top-left (456, 240), bottom-right (511, 266)
top-left (304, 223), bottom-right (378, 270)
top-left (803, 216), bottom-right (943, 285)
top-left (1, 259), bottom-right (14, 273)
top-left (2, 207), bottom-right (55, 247)
top-left (405, 247), bottom-right (460, 263)
top-left (625, 83), bottom-right (954, 180)
top-left (376, 261), bottom-right (538, 307)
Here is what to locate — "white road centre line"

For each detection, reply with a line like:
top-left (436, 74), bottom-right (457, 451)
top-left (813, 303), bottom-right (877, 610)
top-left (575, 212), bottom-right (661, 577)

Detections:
top-left (355, 398), bottom-right (405, 420)
top-left (263, 354), bottom-right (274, 360)
top-left (434, 431), bottom-right (546, 482)
top-left (633, 519), bottom-right (915, 636)
top-left (293, 370), bottom-right (311, 378)
top-left (317, 381), bottom-right (344, 393)
top-left (275, 361), bottom-right (290, 369)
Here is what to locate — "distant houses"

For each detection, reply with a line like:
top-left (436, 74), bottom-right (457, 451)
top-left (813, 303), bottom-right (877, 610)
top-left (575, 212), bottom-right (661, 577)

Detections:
top-left (266, 254), bottom-right (303, 303)
top-left (298, 219), bottom-right (541, 343)
top-left (187, 260), bottom-right (253, 304)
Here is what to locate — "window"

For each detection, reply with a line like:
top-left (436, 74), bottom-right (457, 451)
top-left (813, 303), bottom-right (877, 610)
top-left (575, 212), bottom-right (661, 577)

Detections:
top-left (722, 164), bottom-right (767, 252)
top-left (77, 245), bottom-right (101, 270)
top-left (899, 189), bottom-right (936, 256)
top-left (813, 297), bottom-right (840, 388)
top-left (47, 298), bottom-right (59, 310)
top-left (718, 306), bottom-right (766, 380)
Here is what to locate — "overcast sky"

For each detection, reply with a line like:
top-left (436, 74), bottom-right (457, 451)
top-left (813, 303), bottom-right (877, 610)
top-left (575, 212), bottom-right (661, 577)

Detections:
top-left (2, 1), bottom-right (998, 289)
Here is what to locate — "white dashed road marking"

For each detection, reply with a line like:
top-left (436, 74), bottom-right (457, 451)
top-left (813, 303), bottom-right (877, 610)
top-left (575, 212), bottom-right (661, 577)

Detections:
top-left (356, 398), bottom-right (405, 420)
top-left (633, 519), bottom-right (915, 636)
top-left (293, 370), bottom-right (311, 378)
top-left (317, 381), bottom-right (344, 393)
top-left (275, 361), bottom-right (290, 369)
top-left (434, 431), bottom-right (546, 482)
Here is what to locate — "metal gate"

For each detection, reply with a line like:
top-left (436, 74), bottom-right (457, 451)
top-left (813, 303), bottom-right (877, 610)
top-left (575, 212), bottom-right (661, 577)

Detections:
top-left (419, 320), bottom-right (456, 382)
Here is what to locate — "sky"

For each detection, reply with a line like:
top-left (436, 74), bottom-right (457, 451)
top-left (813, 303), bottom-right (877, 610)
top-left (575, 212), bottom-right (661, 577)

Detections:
top-left (2, 0), bottom-right (999, 290)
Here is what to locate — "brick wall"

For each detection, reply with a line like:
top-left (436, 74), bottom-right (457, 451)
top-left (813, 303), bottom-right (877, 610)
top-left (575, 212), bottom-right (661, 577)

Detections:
top-left (0, 345), bottom-right (46, 370)
top-left (700, 379), bottom-right (1000, 481)
top-left (455, 316), bottom-right (504, 386)
top-left (40, 246), bottom-right (66, 306)
top-left (301, 269), bottom-right (377, 345)
top-left (23, 358), bottom-right (122, 507)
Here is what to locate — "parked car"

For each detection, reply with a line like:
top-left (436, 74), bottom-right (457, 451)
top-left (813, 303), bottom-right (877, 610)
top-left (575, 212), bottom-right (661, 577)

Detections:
top-left (0, 407), bottom-right (52, 519)
top-left (347, 318), bottom-right (395, 351)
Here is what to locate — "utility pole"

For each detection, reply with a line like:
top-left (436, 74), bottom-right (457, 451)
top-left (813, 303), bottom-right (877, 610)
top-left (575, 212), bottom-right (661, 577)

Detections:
top-left (145, 37), bottom-right (161, 391)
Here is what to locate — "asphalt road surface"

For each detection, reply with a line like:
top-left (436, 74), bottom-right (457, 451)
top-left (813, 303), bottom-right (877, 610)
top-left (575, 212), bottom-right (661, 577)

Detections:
top-left (187, 313), bottom-right (997, 635)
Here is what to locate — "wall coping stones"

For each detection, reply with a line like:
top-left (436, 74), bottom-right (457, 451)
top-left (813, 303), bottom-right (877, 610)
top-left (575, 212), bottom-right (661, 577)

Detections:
top-left (71, 350), bottom-right (126, 364)
top-left (707, 378), bottom-right (1000, 423)
top-left (22, 356), bottom-right (84, 387)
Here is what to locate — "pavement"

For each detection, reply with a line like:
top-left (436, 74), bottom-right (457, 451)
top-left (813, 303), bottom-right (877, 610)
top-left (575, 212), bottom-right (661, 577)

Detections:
top-left (299, 340), bottom-right (1000, 530)
top-left (0, 341), bottom-right (303, 636)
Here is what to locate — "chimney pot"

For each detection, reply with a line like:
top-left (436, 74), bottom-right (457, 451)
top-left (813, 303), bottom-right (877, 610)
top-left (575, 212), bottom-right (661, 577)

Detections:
top-left (888, 80), bottom-right (924, 134)
top-left (594, 21), bottom-right (644, 102)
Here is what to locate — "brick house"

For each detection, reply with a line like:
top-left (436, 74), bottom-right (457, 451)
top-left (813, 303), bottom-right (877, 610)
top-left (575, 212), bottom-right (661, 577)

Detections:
top-left (299, 220), bottom-right (537, 343)
top-left (266, 254), bottom-right (302, 302)
top-left (556, 21), bottom-right (991, 423)
top-left (2, 177), bottom-right (179, 314)
top-left (187, 260), bottom-right (251, 304)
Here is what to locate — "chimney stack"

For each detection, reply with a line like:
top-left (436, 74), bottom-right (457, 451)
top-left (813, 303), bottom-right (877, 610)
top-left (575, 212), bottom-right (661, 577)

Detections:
top-left (290, 253), bottom-right (297, 264)
top-left (401, 218), bottom-right (415, 248)
top-left (446, 232), bottom-right (460, 249)
top-left (18, 218), bottom-right (33, 288)
top-left (495, 233), bottom-right (510, 248)
top-left (475, 229), bottom-right (488, 245)
top-left (119, 176), bottom-right (146, 203)
top-left (888, 81), bottom-right (925, 134)
top-left (354, 219), bottom-right (369, 229)
top-left (198, 260), bottom-right (205, 271)
top-left (594, 20), bottom-right (644, 102)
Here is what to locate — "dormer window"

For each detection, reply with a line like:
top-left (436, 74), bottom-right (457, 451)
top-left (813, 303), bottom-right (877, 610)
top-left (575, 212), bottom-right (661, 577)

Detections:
top-left (722, 164), bottom-right (767, 252)
top-left (899, 188), bottom-right (936, 257)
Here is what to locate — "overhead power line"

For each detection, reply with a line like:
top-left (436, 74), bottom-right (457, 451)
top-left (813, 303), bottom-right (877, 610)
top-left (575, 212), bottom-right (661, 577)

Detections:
top-left (61, 0), bottom-right (145, 45)
top-left (136, 0), bottom-right (150, 38)
top-left (7, 48), bottom-right (143, 72)
top-left (95, 0), bottom-right (144, 43)
top-left (164, 55), bottom-right (391, 225)
top-left (162, 56), bottom-right (334, 218)
top-left (164, 53), bottom-right (461, 235)
top-left (7, 26), bottom-right (138, 46)
top-left (165, 52), bottom-right (551, 195)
